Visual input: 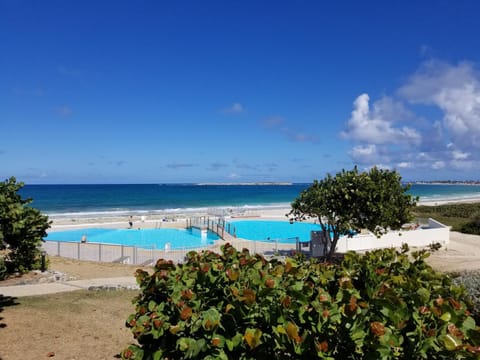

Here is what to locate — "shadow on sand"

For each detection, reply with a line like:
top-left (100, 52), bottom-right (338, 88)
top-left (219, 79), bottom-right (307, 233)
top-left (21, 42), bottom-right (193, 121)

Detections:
top-left (0, 294), bottom-right (19, 328)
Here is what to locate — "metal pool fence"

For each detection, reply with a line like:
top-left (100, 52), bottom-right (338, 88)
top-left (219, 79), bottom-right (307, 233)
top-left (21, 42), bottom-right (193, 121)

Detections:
top-left (42, 236), bottom-right (302, 266)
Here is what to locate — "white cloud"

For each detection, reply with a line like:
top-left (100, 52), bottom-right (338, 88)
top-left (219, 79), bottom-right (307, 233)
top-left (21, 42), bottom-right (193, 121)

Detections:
top-left (399, 60), bottom-right (480, 151)
top-left (451, 150), bottom-right (470, 160)
top-left (397, 162), bottom-right (413, 169)
top-left (341, 94), bottom-right (421, 145)
top-left (223, 102), bottom-right (245, 114)
top-left (341, 60), bottom-right (480, 178)
top-left (352, 147), bottom-right (375, 159)
top-left (431, 161), bottom-right (446, 170)
top-left (348, 144), bottom-right (394, 165)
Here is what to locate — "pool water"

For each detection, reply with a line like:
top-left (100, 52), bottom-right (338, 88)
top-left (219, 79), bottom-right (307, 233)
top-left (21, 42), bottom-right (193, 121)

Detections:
top-left (45, 228), bottom-right (218, 249)
top-left (228, 220), bottom-right (321, 243)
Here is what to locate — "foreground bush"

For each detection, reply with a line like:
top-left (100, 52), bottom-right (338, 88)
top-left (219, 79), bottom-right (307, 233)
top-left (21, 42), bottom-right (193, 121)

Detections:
top-left (459, 215), bottom-right (480, 235)
top-left (0, 177), bottom-right (51, 273)
top-left (123, 244), bottom-right (480, 359)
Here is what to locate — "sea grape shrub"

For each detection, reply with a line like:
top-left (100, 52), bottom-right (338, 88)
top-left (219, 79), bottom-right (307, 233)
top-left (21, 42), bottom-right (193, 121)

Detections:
top-left (459, 214), bottom-right (480, 235)
top-left (122, 243), bottom-right (480, 360)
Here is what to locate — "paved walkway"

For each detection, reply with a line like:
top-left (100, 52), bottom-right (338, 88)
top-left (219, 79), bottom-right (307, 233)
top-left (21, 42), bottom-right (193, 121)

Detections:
top-left (0, 277), bottom-right (138, 298)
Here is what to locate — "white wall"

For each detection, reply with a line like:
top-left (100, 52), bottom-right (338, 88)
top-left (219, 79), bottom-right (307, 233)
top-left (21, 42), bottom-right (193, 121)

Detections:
top-left (335, 218), bottom-right (449, 253)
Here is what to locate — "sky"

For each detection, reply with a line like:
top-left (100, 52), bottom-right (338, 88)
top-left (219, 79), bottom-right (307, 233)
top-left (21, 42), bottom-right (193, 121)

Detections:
top-left (1, 1), bottom-right (480, 184)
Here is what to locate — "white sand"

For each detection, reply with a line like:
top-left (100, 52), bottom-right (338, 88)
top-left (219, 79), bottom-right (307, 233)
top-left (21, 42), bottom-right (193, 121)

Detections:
top-left (419, 197), bottom-right (480, 206)
top-left (49, 207), bottom-right (293, 230)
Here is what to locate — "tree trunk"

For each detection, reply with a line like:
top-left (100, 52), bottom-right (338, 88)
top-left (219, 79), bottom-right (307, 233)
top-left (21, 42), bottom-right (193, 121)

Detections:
top-left (328, 233), bottom-right (340, 259)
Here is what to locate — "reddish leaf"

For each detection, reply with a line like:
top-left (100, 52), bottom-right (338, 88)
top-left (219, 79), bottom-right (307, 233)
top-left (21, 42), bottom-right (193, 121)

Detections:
top-left (242, 289), bottom-right (256, 305)
top-left (181, 289), bottom-right (194, 300)
top-left (316, 340), bottom-right (328, 352)
top-left (449, 298), bottom-right (462, 310)
top-left (370, 321), bottom-right (386, 337)
top-left (318, 294), bottom-right (329, 302)
top-left (419, 306), bottom-right (429, 314)
top-left (180, 306), bottom-right (192, 320)
top-left (447, 324), bottom-right (464, 339)
top-left (348, 296), bottom-right (358, 313)
top-left (282, 296), bottom-right (292, 308)
top-left (466, 345), bottom-right (480, 354)
top-left (265, 278), bottom-right (275, 288)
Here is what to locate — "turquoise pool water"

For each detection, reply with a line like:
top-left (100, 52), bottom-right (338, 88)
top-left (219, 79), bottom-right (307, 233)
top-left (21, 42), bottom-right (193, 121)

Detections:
top-left (45, 228), bottom-right (218, 249)
top-left (228, 220), bottom-right (321, 243)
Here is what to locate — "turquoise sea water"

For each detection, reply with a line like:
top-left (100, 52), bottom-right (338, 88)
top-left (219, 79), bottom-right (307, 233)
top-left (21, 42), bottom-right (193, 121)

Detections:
top-left (20, 183), bottom-right (480, 218)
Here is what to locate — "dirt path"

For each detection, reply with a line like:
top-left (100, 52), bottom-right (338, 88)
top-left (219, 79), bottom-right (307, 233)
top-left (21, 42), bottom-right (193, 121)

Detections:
top-left (426, 231), bottom-right (480, 272)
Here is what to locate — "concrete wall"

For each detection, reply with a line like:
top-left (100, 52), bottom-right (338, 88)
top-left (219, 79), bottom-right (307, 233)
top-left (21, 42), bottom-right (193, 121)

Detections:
top-left (335, 218), bottom-right (449, 253)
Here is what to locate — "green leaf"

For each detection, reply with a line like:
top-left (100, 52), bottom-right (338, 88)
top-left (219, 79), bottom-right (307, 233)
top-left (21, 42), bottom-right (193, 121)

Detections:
top-left (442, 334), bottom-right (460, 351)
top-left (416, 287), bottom-right (430, 303)
top-left (440, 312), bottom-right (451, 322)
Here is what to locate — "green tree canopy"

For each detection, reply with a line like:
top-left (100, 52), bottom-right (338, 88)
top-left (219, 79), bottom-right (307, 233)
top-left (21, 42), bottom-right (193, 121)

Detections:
top-left (0, 177), bottom-right (51, 273)
top-left (289, 167), bottom-right (418, 259)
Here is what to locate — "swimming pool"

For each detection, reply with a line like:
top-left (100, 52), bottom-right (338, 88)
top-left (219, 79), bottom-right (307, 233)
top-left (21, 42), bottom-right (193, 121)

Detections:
top-left (45, 228), bottom-right (219, 249)
top-left (228, 220), bottom-right (321, 243)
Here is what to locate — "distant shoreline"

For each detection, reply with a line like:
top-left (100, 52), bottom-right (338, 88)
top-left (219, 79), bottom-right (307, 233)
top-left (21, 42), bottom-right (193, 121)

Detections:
top-left (418, 197), bottom-right (480, 206)
top-left (413, 181), bottom-right (480, 186)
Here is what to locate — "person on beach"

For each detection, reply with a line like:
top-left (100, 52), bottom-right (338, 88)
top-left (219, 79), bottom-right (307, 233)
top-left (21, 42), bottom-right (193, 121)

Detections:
top-left (129, 216), bottom-right (133, 228)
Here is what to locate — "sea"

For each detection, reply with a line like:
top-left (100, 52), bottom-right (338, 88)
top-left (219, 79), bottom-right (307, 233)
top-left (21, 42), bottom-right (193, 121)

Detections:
top-left (19, 183), bottom-right (480, 219)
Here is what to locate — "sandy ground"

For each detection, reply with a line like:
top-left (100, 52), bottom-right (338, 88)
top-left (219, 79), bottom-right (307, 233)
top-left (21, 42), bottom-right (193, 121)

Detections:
top-left (0, 256), bottom-right (151, 360)
top-left (426, 231), bottom-right (480, 273)
top-left (0, 289), bottom-right (137, 359)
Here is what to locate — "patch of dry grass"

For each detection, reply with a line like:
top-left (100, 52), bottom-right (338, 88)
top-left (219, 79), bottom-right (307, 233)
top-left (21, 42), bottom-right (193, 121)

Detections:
top-left (1, 289), bottom-right (139, 359)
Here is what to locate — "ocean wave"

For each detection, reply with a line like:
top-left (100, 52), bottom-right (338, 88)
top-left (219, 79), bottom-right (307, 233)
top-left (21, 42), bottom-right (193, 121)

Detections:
top-left (46, 203), bottom-right (292, 218)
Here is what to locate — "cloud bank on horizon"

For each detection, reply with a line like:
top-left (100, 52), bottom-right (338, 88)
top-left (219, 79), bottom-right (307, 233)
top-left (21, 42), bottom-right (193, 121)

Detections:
top-left (341, 60), bottom-right (480, 177)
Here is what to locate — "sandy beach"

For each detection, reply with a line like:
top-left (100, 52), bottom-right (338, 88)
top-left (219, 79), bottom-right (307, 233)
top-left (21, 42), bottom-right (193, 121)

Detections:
top-left (49, 206), bottom-right (293, 230)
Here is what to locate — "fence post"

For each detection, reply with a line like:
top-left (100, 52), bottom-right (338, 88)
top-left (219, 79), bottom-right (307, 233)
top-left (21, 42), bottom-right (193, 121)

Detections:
top-left (57, 241), bottom-right (60, 256)
top-left (77, 242), bottom-right (80, 260)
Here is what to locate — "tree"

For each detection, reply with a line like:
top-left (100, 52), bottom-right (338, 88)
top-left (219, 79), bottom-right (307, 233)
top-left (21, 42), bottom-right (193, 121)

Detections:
top-left (289, 167), bottom-right (418, 259)
top-left (0, 177), bottom-right (51, 273)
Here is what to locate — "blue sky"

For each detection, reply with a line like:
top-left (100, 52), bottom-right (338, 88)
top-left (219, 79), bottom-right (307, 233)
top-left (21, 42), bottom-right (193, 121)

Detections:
top-left (1, 1), bottom-right (480, 184)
